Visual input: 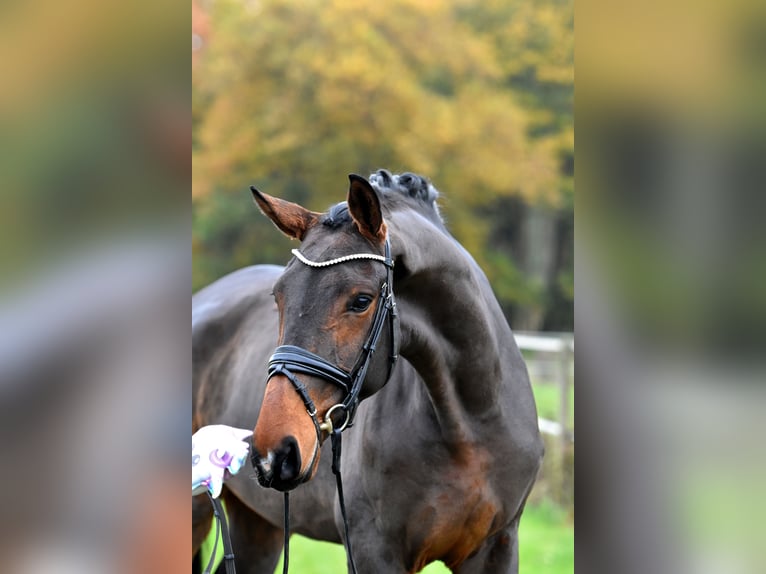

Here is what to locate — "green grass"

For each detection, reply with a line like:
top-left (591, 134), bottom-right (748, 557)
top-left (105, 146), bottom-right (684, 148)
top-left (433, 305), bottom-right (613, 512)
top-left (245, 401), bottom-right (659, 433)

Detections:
top-left (531, 382), bottom-right (574, 426)
top-left (270, 539), bottom-right (452, 573)
top-left (517, 499), bottom-right (573, 573)
top-left (202, 500), bottom-right (572, 573)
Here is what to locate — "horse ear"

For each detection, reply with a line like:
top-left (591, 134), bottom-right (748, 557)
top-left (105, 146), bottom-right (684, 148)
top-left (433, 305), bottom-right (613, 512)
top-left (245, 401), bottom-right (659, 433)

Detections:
top-left (250, 186), bottom-right (320, 241)
top-left (347, 174), bottom-right (387, 242)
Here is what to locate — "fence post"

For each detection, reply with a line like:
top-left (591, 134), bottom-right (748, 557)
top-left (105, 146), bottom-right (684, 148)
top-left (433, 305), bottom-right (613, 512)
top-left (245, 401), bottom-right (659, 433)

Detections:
top-left (557, 339), bottom-right (572, 502)
top-left (515, 331), bottom-right (574, 505)
top-left (558, 340), bottom-right (571, 448)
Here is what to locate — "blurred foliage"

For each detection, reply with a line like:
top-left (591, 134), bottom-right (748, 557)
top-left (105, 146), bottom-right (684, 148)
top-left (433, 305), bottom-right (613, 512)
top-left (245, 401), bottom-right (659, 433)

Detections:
top-left (193, 0), bottom-right (572, 330)
top-left (0, 0), bottom-right (188, 289)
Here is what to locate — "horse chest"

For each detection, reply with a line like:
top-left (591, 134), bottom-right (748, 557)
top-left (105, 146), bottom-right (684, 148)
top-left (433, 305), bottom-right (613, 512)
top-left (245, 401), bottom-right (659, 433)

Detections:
top-left (401, 452), bottom-right (502, 571)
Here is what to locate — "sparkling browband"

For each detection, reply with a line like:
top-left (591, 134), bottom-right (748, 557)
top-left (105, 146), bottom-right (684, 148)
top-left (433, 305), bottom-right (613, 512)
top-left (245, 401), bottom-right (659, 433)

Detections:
top-left (291, 249), bottom-right (392, 268)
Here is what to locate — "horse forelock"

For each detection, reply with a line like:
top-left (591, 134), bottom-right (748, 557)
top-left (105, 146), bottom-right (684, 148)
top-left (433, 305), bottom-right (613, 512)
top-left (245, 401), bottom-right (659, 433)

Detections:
top-left (320, 169), bottom-right (443, 232)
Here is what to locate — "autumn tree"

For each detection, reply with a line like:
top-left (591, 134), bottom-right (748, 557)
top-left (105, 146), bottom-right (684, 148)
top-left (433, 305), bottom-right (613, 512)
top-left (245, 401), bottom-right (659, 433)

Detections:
top-left (193, 0), bottom-right (573, 330)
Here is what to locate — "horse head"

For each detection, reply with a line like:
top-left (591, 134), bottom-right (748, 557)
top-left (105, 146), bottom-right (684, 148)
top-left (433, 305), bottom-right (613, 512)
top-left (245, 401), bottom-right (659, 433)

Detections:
top-left (249, 174), bottom-right (399, 491)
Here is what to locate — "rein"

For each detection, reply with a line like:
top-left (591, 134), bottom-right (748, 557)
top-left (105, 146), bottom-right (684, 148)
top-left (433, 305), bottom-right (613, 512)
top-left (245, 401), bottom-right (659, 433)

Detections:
top-left (203, 492), bottom-right (236, 574)
top-left (266, 237), bottom-right (398, 574)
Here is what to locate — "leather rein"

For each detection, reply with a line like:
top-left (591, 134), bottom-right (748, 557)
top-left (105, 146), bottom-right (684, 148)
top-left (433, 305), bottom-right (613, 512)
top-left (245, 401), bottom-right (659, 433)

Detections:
top-left (267, 237), bottom-right (398, 574)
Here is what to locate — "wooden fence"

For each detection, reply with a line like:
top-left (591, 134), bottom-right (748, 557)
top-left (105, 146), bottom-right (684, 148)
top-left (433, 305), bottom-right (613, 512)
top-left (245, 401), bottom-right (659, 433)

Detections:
top-left (515, 331), bottom-right (574, 504)
top-left (514, 331), bottom-right (574, 444)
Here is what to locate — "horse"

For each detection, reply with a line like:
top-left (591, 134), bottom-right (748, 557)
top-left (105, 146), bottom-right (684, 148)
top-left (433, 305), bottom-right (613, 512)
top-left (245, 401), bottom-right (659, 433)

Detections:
top-left (192, 169), bottom-right (544, 573)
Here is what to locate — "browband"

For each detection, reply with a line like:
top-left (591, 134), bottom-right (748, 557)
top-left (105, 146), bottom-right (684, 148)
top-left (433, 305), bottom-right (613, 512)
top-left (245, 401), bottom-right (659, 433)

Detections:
top-left (290, 249), bottom-right (394, 269)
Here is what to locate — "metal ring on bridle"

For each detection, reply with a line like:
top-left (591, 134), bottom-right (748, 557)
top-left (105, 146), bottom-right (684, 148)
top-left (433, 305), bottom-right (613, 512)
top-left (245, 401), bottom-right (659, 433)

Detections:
top-left (319, 404), bottom-right (351, 434)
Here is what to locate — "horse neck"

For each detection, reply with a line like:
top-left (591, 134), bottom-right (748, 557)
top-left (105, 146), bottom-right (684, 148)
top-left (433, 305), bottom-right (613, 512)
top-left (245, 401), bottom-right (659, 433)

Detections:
top-left (391, 212), bottom-right (515, 447)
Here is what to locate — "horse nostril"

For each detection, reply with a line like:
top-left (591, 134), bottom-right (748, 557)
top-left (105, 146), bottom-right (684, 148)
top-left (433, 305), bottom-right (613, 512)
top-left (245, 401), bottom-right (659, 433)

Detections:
top-left (250, 444), bottom-right (262, 469)
top-left (250, 447), bottom-right (272, 487)
top-left (274, 436), bottom-right (301, 482)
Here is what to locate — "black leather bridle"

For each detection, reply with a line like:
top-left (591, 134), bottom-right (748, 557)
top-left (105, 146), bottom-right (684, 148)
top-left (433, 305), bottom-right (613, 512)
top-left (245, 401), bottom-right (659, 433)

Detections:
top-left (268, 238), bottom-right (398, 435)
top-left (263, 237), bottom-right (398, 574)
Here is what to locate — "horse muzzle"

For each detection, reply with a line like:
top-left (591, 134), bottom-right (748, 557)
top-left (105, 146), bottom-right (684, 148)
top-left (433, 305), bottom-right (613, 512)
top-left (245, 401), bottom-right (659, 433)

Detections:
top-left (251, 435), bottom-right (309, 492)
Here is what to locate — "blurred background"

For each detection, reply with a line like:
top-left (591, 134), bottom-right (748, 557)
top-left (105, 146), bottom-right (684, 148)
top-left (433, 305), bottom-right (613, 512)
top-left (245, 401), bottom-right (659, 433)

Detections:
top-left (0, 0), bottom-right (189, 572)
top-left (1, 0), bottom-right (762, 571)
top-left (577, 1), bottom-right (766, 573)
top-left (193, 0), bottom-right (573, 572)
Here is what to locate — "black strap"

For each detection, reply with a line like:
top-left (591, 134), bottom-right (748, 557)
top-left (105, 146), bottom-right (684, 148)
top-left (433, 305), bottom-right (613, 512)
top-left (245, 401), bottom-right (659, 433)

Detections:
top-left (203, 496), bottom-right (220, 574)
top-left (206, 492), bottom-right (237, 574)
top-left (282, 492), bottom-right (290, 574)
top-left (269, 346), bottom-right (353, 393)
top-left (331, 429), bottom-right (358, 574)
top-left (276, 424), bottom-right (359, 574)
top-left (343, 282), bottom-right (393, 422)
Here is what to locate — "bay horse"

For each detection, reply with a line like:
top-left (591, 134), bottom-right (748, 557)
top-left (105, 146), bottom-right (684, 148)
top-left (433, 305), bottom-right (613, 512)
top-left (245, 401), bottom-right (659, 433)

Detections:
top-left (192, 170), bottom-right (543, 573)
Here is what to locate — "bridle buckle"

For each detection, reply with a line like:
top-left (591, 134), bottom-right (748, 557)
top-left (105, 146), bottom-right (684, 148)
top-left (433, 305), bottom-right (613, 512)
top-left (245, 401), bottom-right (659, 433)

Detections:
top-left (319, 403), bottom-right (351, 434)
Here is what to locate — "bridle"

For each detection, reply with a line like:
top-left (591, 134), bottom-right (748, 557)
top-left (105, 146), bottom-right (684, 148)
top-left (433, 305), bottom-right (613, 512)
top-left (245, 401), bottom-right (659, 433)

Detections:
top-left (260, 237), bottom-right (398, 574)
top-left (269, 238), bottom-right (398, 439)
top-left (210, 239), bottom-right (395, 574)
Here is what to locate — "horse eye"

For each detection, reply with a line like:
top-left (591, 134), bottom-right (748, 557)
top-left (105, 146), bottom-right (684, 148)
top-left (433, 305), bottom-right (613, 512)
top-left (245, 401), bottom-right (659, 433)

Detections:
top-left (349, 294), bottom-right (373, 313)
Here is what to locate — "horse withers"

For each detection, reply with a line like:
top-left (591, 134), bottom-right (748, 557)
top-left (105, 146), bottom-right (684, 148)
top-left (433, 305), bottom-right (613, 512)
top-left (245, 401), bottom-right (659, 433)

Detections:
top-left (192, 170), bottom-right (543, 573)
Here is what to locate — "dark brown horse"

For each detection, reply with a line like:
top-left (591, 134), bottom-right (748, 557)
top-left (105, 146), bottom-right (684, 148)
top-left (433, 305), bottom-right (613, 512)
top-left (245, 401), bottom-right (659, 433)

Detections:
top-left (192, 170), bottom-right (543, 573)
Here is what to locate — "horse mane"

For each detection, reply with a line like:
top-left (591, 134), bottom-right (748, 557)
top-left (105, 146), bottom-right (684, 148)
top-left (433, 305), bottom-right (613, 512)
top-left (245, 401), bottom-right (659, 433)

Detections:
top-left (322, 169), bottom-right (444, 230)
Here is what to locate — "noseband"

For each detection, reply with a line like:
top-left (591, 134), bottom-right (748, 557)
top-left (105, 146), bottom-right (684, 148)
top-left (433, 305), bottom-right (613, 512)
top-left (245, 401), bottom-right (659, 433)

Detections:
top-left (263, 237), bottom-right (398, 574)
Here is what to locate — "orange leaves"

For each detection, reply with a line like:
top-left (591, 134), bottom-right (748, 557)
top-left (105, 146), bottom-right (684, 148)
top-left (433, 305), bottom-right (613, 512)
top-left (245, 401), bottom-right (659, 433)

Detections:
top-left (192, 0), bottom-right (574, 326)
top-left (192, 0), bottom-right (573, 209)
